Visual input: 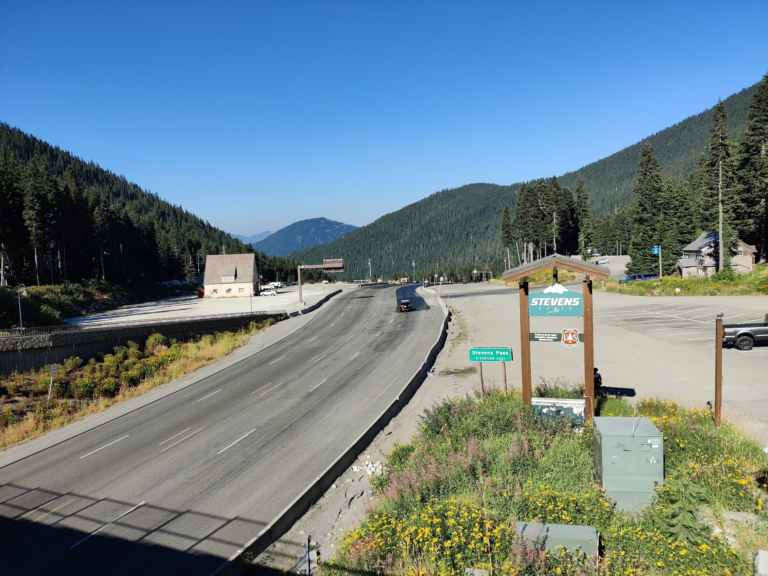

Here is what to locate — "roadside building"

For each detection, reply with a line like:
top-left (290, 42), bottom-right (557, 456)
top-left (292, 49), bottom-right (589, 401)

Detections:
top-left (202, 254), bottom-right (259, 298)
top-left (675, 231), bottom-right (758, 278)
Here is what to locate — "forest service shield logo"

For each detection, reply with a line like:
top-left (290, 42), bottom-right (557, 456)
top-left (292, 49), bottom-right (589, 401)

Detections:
top-left (561, 329), bottom-right (580, 348)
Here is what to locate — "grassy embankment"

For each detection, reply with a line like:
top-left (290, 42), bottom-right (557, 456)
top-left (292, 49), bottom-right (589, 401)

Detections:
top-left (604, 264), bottom-right (768, 297)
top-left (324, 390), bottom-right (768, 575)
top-left (0, 280), bottom-right (189, 329)
top-left (0, 318), bottom-right (275, 449)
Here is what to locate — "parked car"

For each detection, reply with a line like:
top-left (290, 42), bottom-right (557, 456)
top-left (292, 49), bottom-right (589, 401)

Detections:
top-left (596, 258), bottom-right (610, 265)
top-left (619, 273), bottom-right (659, 284)
top-left (197, 290), bottom-right (205, 298)
top-left (399, 299), bottom-right (413, 312)
top-left (723, 314), bottom-right (768, 350)
top-left (268, 282), bottom-right (282, 289)
top-left (260, 288), bottom-right (277, 296)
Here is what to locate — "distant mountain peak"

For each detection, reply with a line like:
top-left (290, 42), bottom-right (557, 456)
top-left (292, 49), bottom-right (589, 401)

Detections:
top-left (230, 230), bottom-right (273, 244)
top-left (252, 217), bottom-right (356, 256)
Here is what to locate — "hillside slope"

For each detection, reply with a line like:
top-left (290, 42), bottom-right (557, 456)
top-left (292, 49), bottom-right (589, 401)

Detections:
top-left (252, 217), bottom-right (356, 256)
top-left (292, 80), bottom-right (760, 279)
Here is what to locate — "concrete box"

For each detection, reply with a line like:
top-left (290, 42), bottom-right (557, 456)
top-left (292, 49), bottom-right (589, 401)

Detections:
top-left (532, 398), bottom-right (586, 426)
top-left (593, 417), bottom-right (664, 512)
top-left (515, 522), bottom-right (599, 556)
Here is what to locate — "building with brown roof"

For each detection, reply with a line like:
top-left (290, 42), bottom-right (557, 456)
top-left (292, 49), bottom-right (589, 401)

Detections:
top-left (202, 254), bottom-right (259, 298)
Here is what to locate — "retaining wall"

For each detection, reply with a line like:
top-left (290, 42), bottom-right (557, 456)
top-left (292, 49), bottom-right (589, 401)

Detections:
top-left (212, 290), bottom-right (450, 575)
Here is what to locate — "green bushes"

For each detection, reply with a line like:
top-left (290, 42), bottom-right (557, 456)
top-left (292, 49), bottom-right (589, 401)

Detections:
top-left (605, 263), bottom-right (768, 296)
top-left (330, 393), bottom-right (768, 576)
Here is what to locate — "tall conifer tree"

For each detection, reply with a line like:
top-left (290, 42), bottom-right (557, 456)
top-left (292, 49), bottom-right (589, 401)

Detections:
top-left (627, 143), bottom-right (663, 275)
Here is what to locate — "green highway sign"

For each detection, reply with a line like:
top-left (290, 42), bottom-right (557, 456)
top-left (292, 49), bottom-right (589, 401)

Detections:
top-left (529, 285), bottom-right (583, 316)
top-left (469, 347), bottom-right (512, 362)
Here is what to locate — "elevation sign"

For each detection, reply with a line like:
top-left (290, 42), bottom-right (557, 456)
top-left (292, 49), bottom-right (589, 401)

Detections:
top-left (529, 284), bottom-right (583, 316)
top-left (469, 347), bottom-right (512, 362)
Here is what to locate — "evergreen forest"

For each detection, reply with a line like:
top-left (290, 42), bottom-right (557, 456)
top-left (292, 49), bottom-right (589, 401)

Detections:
top-left (293, 76), bottom-right (767, 280)
top-left (0, 124), bottom-right (302, 289)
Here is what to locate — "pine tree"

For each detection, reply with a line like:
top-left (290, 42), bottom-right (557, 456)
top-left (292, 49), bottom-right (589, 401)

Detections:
top-left (695, 100), bottom-right (740, 269)
top-left (658, 177), bottom-right (696, 275)
top-left (627, 143), bottom-right (663, 275)
top-left (738, 73), bottom-right (768, 260)
top-left (500, 205), bottom-right (513, 267)
top-left (574, 178), bottom-right (592, 259)
top-left (21, 155), bottom-right (56, 285)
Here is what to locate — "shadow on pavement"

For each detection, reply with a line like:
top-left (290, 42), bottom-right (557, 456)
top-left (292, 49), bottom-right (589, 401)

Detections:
top-left (0, 482), bottom-right (266, 576)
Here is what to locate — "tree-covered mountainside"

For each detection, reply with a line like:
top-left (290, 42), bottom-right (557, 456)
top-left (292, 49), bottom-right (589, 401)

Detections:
top-left (292, 79), bottom-right (763, 280)
top-left (252, 217), bottom-right (356, 257)
top-left (292, 184), bottom-right (518, 281)
top-left (0, 124), bottom-right (299, 290)
top-left (559, 84), bottom-right (758, 214)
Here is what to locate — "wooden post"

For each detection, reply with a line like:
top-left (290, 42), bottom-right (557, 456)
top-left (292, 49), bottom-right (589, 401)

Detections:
top-left (552, 265), bottom-right (558, 284)
top-left (479, 362), bottom-right (484, 400)
top-left (298, 265), bottom-right (303, 303)
top-left (715, 313), bottom-right (723, 427)
top-left (519, 279), bottom-right (532, 406)
top-left (583, 276), bottom-right (595, 421)
top-left (502, 361), bottom-right (507, 394)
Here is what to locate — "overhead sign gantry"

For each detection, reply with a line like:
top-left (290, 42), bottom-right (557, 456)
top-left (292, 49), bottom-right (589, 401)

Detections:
top-left (297, 259), bottom-right (344, 302)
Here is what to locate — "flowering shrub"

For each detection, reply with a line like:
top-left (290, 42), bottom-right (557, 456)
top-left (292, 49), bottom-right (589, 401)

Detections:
top-left (328, 394), bottom-right (767, 576)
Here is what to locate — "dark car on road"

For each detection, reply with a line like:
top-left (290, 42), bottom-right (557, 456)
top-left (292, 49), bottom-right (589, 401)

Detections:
top-left (620, 273), bottom-right (660, 284)
top-left (399, 299), bottom-right (413, 312)
top-left (723, 314), bottom-right (768, 350)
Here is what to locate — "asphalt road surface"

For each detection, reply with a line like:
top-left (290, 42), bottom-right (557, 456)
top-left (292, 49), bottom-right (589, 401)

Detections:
top-left (0, 285), bottom-right (443, 575)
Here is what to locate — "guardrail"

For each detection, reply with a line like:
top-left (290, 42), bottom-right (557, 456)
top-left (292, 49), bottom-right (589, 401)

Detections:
top-left (0, 325), bottom-right (84, 338)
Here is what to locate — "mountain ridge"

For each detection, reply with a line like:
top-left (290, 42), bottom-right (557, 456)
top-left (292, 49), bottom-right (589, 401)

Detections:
top-left (253, 217), bottom-right (356, 257)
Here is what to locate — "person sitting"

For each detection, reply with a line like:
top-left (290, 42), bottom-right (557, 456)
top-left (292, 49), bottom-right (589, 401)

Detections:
top-left (594, 367), bottom-right (604, 397)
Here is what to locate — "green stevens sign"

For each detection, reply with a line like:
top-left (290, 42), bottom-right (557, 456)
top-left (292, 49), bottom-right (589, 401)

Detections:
top-left (469, 347), bottom-right (512, 362)
top-left (528, 285), bottom-right (583, 316)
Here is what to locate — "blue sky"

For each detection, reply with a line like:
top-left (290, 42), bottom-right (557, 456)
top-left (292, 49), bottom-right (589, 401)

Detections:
top-left (2, 1), bottom-right (767, 235)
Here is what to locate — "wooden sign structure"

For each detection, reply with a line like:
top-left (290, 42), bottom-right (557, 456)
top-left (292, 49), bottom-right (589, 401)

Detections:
top-left (503, 254), bottom-right (610, 421)
top-left (297, 259), bottom-right (344, 302)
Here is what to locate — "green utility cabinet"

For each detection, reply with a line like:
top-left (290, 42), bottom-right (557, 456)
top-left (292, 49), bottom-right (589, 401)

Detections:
top-left (593, 417), bottom-right (664, 512)
top-left (515, 522), bottom-right (599, 556)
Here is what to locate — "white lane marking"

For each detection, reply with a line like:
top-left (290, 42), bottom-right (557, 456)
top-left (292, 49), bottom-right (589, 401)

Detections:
top-left (269, 355), bottom-right (286, 365)
top-left (390, 319), bottom-right (393, 324)
top-left (376, 331), bottom-right (382, 337)
top-left (362, 322), bottom-right (368, 327)
top-left (345, 334), bottom-right (355, 341)
top-left (330, 323), bottom-right (335, 327)
top-left (308, 336), bottom-right (317, 343)
top-left (310, 379), bottom-right (327, 392)
top-left (341, 312), bottom-right (345, 316)
top-left (218, 429), bottom-right (257, 455)
top-left (79, 435), bottom-right (129, 459)
top-left (312, 354), bottom-right (326, 364)
top-left (686, 309), bottom-right (728, 319)
top-left (669, 332), bottom-right (708, 335)
top-left (686, 337), bottom-right (713, 341)
top-left (70, 501), bottom-right (145, 548)
top-left (350, 352), bottom-right (359, 360)
top-left (195, 389), bottom-right (221, 403)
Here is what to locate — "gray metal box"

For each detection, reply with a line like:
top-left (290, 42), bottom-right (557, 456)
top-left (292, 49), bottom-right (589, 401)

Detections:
top-left (593, 417), bottom-right (664, 512)
top-left (515, 522), bottom-right (599, 556)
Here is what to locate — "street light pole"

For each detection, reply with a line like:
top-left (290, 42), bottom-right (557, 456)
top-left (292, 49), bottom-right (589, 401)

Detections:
top-left (17, 284), bottom-right (27, 329)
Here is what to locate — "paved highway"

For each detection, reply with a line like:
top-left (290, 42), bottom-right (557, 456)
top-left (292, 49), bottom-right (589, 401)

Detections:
top-left (0, 285), bottom-right (444, 575)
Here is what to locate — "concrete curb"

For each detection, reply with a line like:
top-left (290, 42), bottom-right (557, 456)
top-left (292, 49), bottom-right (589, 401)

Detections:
top-left (289, 289), bottom-right (343, 317)
top-left (211, 289), bottom-right (451, 576)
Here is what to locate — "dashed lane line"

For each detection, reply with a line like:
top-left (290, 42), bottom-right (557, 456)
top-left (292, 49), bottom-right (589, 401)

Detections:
top-left (310, 379), bottom-right (327, 392)
top-left (260, 382), bottom-right (283, 396)
top-left (70, 501), bottom-right (145, 549)
top-left (79, 436), bottom-right (129, 460)
top-left (308, 336), bottom-right (317, 342)
top-left (350, 352), bottom-right (359, 360)
top-left (217, 429), bottom-right (256, 455)
top-left (159, 428), bottom-right (191, 445)
top-left (250, 382), bottom-right (273, 395)
top-left (312, 355), bottom-right (326, 364)
top-left (269, 355), bottom-right (286, 365)
top-left (195, 389), bottom-right (221, 403)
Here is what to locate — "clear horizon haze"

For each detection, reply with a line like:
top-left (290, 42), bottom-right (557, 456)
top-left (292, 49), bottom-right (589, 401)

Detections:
top-left (1, 1), bottom-right (767, 236)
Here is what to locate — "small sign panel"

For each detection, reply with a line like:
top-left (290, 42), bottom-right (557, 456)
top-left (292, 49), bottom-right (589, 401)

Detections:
top-left (530, 332), bottom-right (584, 343)
top-left (652, 246), bottom-right (660, 255)
top-left (560, 329), bottom-right (580, 348)
top-left (50, 364), bottom-right (57, 377)
top-left (529, 284), bottom-right (583, 316)
top-left (469, 347), bottom-right (512, 362)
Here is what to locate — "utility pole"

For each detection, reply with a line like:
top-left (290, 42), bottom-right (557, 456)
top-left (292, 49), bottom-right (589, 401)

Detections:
top-left (718, 158), bottom-right (724, 272)
top-left (368, 259), bottom-right (372, 282)
top-left (412, 260), bottom-right (415, 281)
